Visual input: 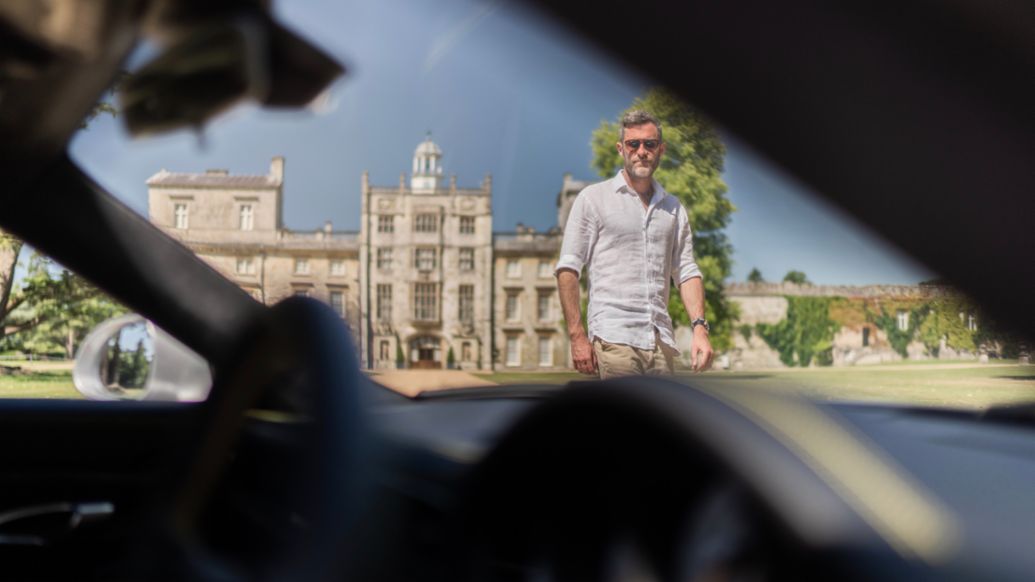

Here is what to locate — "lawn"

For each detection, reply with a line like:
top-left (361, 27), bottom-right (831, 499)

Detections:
top-left (686, 363), bottom-right (1035, 409)
top-left (3, 358), bottom-right (1034, 410)
top-left (480, 363), bottom-right (1035, 410)
top-left (0, 360), bottom-right (80, 399)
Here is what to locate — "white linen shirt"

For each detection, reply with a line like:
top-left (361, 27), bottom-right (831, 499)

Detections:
top-left (555, 171), bottom-right (702, 351)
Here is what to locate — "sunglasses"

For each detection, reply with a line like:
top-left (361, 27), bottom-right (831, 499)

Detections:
top-left (623, 139), bottom-right (660, 151)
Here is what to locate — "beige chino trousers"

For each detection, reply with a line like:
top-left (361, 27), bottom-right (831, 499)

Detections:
top-left (592, 329), bottom-right (676, 379)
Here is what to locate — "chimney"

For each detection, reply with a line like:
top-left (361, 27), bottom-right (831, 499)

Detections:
top-left (324, 221), bottom-right (333, 234)
top-left (270, 156), bottom-right (285, 183)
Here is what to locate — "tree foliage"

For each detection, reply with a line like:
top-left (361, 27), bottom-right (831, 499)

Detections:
top-left (0, 230), bottom-right (23, 338)
top-left (783, 270), bottom-right (810, 285)
top-left (1, 252), bottom-right (126, 357)
top-left (590, 88), bottom-right (737, 350)
top-left (756, 297), bottom-right (837, 367)
top-left (100, 337), bottom-right (150, 389)
top-left (747, 268), bottom-right (765, 283)
top-left (116, 339), bottom-right (150, 388)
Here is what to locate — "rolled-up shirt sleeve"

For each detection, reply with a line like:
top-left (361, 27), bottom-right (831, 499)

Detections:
top-left (555, 191), bottom-right (597, 278)
top-left (672, 204), bottom-right (703, 286)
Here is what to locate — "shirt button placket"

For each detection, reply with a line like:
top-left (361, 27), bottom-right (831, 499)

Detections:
top-left (643, 215), bottom-right (654, 346)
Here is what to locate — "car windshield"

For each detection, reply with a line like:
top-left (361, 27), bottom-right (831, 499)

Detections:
top-left (2, 0), bottom-right (1028, 408)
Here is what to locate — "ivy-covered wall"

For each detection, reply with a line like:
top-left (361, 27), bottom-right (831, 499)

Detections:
top-left (726, 284), bottom-right (1016, 367)
top-left (756, 297), bottom-right (837, 367)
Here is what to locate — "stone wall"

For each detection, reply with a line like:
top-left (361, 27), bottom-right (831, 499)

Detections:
top-left (732, 295), bottom-right (788, 326)
top-left (726, 281), bottom-right (951, 298)
top-left (726, 282), bottom-right (975, 369)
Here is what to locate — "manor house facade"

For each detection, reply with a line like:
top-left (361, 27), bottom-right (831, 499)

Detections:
top-left (147, 138), bottom-right (585, 371)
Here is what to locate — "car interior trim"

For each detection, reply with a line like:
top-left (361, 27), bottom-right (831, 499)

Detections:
top-left (709, 384), bottom-right (962, 564)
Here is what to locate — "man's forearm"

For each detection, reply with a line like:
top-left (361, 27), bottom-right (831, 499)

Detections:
top-left (679, 276), bottom-right (706, 320)
top-left (557, 269), bottom-right (586, 339)
top-left (680, 275), bottom-right (714, 372)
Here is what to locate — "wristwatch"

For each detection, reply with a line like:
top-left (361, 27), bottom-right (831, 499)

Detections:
top-left (691, 318), bottom-right (710, 333)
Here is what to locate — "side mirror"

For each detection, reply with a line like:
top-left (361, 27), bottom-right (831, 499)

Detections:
top-left (73, 314), bottom-right (212, 402)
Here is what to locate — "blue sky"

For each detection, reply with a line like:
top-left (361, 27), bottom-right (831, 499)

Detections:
top-left (70, 0), bottom-right (934, 286)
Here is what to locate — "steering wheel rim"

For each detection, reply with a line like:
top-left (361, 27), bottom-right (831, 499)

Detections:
top-left (170, 296), bottom-right (368, 581)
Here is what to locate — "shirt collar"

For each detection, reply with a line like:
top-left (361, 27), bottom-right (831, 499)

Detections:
top-left (612, 170), bottom-right (667, 204)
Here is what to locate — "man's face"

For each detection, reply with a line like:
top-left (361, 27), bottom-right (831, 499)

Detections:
top-left (617, 123), bottom-right (665, 180)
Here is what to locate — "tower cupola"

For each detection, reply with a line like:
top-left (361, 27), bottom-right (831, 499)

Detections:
top-left (411, 132), bottom-right (444, 192)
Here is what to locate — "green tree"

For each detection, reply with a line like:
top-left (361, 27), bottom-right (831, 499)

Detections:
top-left (590, 88), bottom-right (737, 350)
top-left (1, 252), bottom-right (126, 358)
top-left (783, 270), bottom-right (810, 285)
top-left (747, 268), bottom-right (765, 283)
top-left (104, 340), bottom-right (122, 386)
top-left (119, 338), bottom-right (150, 388)
top-left (0, 231), bottom-right (23, 345)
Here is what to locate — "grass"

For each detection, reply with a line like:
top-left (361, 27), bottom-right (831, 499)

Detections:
top-left (683, 364), bottom-right (1035, 409)
top-left (480, 363), bottom-right (1035, 410)
top-left (0, 360), bottom-right (80, 399)
top-left (2, 358), bottom-right (1033, 410)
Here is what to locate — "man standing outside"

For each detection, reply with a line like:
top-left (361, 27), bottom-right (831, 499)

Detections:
top-left (556, 110), bottom-right (714, 378)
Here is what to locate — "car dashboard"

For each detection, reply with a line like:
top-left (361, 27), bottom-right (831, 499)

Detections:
top-left (346, 378), bottom-right (1012, 581)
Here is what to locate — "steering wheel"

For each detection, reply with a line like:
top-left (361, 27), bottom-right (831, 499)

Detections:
top-left (163, 297), bottom-right (368, 581)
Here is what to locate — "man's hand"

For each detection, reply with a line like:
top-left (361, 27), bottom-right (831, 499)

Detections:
top-left (691, 327), bottom-right (714, 372)
top-left (678, 277), bottom-right (713, 372)
top-left (571, 334), bottom-right (598, 375)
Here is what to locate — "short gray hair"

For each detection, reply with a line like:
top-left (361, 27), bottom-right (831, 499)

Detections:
top-left (620, 110), bottom-right (663, 142)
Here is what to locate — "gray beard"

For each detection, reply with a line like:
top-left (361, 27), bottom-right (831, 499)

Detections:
top-left (625, 160), bottom-right (656, 179)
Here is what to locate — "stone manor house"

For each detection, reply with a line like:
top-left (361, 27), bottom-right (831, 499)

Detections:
top-left (148, 137), bottom-right (584, 371)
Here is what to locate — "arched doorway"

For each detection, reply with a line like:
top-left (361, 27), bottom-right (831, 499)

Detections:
top-left (409, 335), bottom-right (441, 369)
